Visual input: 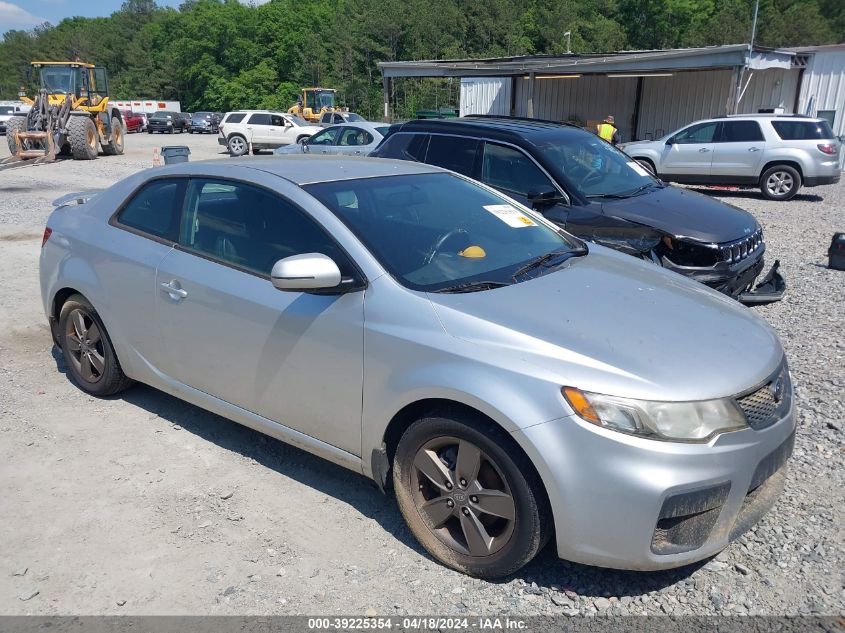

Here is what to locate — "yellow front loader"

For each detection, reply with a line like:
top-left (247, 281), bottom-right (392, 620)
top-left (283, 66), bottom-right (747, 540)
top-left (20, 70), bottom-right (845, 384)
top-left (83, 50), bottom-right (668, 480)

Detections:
top-left (3, 61), bottom-right (125, 168)
top-left (288, 87), bottom-right (342, 123)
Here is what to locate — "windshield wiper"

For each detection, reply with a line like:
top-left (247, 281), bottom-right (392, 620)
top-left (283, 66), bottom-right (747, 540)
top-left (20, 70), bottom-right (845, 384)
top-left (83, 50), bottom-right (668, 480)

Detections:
top-left (511, 247), bottom-right (588, 280)
top-left (436, 280), bottom-right (511, 294)
top-left (585, 183), bottom-right (657, 199)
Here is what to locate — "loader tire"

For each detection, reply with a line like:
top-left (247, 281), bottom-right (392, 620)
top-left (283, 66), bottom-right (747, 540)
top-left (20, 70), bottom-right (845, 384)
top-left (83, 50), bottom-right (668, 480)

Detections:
top-left (5, 116), bottom-right (26, 155)
top-left (102, 118), bottom-right (125, 156)
top-left (67, 116), bottom-right (99, 160)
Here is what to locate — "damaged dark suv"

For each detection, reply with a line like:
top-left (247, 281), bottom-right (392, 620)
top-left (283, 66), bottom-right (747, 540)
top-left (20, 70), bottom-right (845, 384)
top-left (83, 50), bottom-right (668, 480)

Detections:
top-left (371, 116), bottom-right (784, 303)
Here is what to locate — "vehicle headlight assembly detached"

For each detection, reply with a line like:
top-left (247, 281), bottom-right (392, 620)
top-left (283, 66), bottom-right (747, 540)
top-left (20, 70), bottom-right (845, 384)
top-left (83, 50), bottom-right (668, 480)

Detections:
top-left (562, 387), bottom-right (748, 442)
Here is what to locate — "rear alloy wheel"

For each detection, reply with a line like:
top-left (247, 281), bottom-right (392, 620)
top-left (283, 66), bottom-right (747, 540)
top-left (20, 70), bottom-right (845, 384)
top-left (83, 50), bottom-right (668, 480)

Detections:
top-left (393, 413), bottom-right (550, 578)
top-left (67, 116), bottom-right (99, 160)
top-left (760, 165), bottom-right (801, 201)
top-left (228, 135), bottom-right (247, 157)
top-left (58, 294), bottom-right (133, 397)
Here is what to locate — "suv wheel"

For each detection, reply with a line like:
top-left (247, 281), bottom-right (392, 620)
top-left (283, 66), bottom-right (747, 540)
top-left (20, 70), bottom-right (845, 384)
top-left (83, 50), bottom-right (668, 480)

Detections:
top-left (228, 135), bottom-right (247, 157)
top-left (393, 411), bottom-right (550, 579)
top-left (760, 165), bottom-right (801, 201)
top-left (635, 158), bottom-right (656, 174)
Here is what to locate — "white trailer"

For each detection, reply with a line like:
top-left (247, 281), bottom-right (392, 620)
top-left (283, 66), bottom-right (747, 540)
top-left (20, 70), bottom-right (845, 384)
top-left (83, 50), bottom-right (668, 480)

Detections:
top-left (110, 99), bottom-right (182, 113)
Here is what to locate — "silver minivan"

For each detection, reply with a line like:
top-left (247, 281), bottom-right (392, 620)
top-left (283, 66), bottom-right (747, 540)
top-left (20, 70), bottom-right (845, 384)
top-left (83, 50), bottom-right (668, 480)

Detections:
top-left (620, 115), bottom-right (841, 200)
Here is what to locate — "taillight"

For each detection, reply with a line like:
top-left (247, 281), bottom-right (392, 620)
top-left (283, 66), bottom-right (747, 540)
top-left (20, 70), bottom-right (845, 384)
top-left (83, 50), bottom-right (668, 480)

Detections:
top-left (41, 227), bottom-right (52, 247)
top-left (817, 143), bottom-right (837, 155)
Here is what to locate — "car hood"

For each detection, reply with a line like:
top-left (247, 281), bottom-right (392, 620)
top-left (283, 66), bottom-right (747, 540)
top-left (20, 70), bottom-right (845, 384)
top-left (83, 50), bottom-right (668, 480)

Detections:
top-left (600, 185), bottom-right (759, 243)
top-left (274, 144), bottom-right (306, 155)
top-left (427, 247), bottom-right (782, 402)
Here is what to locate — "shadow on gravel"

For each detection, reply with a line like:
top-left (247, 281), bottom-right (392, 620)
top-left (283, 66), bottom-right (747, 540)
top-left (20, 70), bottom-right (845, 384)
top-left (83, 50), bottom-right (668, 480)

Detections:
top-left (51, 344), bottom-right (705, 596)
top-left (688, 187), bottom-right (824, 203)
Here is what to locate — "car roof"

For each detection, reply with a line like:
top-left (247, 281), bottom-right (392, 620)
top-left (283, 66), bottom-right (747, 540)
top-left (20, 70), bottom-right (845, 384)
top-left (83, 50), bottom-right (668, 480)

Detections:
top-left (155, 155), bottom-right (444, 186)
top-left (391, 116), bottom-right (586, 145)
top-left (331, 121), bottom-right (390, 134)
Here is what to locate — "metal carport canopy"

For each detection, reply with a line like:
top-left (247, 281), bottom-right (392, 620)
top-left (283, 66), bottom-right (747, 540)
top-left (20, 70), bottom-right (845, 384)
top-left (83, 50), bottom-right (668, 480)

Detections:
top-left (378, 44), bottom-right (794, 78)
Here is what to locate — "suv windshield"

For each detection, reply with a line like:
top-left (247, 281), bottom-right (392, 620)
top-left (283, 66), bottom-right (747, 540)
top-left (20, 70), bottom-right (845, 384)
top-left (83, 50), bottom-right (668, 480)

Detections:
top-left (286, 115), bottom-right (309, 126)
top-left (0, 106), bottom-right (14, 114)
top-left (346, 113), bottom-right (365, 122)
top-left (537, 134), bottom-right (659, 198)
top-left (305, 173), bottom-right (583, 292)
top-left (150, 111), bottom-right (172, 119)
top-left (193, 111), bottom-right (212, 120)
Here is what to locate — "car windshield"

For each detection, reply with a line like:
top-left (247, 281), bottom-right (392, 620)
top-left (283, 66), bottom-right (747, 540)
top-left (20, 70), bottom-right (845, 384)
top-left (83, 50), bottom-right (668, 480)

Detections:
top-left (286, 115), bottom-right (309, 127)
top-left (151, 112), bottom-right (171, 119)
top-left (375, 126), bottom-right (390, 136)
top-left (305, 173), bottom-right (584, 292)
top-left (346, 113), bottom-right (365, 122)
top-left (193, 111), bottom-right (212, 119)
top-left (0, 106), bottom-right (15, 114)
top-left (538, 134), bottom-right (659, 198)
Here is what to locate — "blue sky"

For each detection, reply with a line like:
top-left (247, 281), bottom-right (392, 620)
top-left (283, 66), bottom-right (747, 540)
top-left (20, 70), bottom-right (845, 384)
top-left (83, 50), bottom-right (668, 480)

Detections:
top-left (1, 1), bottom-right (268, 32)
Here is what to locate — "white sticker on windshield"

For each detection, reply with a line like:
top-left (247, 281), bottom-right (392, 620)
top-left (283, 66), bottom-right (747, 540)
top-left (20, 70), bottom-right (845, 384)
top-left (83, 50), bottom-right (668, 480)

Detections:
top-left (483, 204), bottom-right (537, 228)
top-left (627, 162), bottom-right (650, 177)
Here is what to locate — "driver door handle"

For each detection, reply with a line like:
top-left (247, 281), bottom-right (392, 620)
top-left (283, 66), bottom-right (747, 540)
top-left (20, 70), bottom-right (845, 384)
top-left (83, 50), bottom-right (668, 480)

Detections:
top-left (698, 147), bottom-right (710, 153)
top-left (160, 281), bottom-right (188, 299)
top-left (748, 147), bottom-right (760, 152)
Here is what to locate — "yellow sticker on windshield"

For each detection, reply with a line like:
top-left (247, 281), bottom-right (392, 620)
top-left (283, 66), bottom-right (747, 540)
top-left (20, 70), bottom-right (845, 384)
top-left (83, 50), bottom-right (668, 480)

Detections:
top-left (483, 204), bottom-right (537, 228)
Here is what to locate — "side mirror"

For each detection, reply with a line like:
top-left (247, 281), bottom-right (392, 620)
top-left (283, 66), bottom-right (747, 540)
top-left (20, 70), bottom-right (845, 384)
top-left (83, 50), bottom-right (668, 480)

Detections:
top-left (665, 137), bottom-right (675, 146)
top-left (271, 253), bottom-right (341, 291)
top-left (527, 187), bottom-right (563, 208)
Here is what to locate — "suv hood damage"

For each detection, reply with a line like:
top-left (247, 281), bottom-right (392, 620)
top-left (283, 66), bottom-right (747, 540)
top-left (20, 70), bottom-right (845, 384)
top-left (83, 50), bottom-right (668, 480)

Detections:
top-left (600, 185), bottom-right (758, 244)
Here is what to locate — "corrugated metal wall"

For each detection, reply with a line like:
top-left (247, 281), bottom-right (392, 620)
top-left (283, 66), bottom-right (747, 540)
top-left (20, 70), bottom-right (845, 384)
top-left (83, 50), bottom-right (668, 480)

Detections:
top-left (738, 68), bottom-right (800, 115)
top-left (459, 77), bottom-right (513, 117)
top-left (513, 75), bottom-right (639, 141)
top-left (797, 49), bottom-right (845, 137)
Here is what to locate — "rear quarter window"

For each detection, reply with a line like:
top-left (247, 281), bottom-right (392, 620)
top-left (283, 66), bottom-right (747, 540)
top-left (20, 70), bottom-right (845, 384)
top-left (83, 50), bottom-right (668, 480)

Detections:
top-left (115, 179), bottom-right (185, 242)
top-left (771, 120), bottom-right (834, 140)
top-left (224, 113), bottom-right (246, 124)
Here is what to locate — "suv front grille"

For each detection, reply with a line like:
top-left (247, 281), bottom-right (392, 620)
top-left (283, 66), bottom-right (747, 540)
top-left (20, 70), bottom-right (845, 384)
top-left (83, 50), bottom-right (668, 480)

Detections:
top-left (719, 228), bottom-right (764, 264)
top-left (735, 365), bottom-right (791, 430)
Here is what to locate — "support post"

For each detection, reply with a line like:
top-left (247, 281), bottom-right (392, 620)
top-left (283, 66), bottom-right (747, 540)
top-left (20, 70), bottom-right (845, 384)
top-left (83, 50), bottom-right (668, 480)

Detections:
top-left (726, 65), bottom-right (744, 115)
top-left (632, 76), bottom-right (644, 142)
top-left (382, 75), bottom-right (390, 122)
top-left (527, 72), bottom-right (535, 119)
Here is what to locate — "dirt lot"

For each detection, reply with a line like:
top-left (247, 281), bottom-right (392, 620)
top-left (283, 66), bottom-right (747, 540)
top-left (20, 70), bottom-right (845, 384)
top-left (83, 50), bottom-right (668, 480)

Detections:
top-left (0, 132), bottom-right (843, 617)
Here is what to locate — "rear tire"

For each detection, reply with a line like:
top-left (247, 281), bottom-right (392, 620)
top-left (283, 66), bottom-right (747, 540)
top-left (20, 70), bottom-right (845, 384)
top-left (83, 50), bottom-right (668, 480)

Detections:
top-left (5, 116), bottom-right (26, 155)
top-left (67, 116), bottom-right (99, 160)
top-left (760, 165), bottom-right (801, 201)
top-left (393, 411), bottom-right (551, 579)
top-left (228, 134), bottom-right (247, 157)
top-left (101, 118), bottom-right (124, 155)
top-left (58, 294), bottom-right (133, 397)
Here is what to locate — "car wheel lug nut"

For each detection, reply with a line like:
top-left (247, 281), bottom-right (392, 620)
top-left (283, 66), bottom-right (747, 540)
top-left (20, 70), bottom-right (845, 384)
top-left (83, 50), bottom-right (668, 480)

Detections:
top-left (446, 499), bottom-right (454, 507)
top-left (445, 482), bottom-right (452, 490)
top-left (470, 496), bottom-right (478, 503)
top-left (459, 478), bottom-right (467, 487)
top-left (462, 508), bottom-right (469, 515)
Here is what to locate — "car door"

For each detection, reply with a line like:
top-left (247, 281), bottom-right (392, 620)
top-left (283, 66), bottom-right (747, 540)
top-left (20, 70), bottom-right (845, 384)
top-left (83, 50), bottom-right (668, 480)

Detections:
top-left (478, 141), bottom-right (576, 228)
top-left (266, 114), bottom-right (290, 146)
top-left (335, 127), bottom-right (374, 155)
top-left (154, 177), bottom-right (365, 455)
top-left (659, 121), bottom-right (717, 179)
top-left (305, 126), bottom-right (341, 154)
top-left (710, 120), bottom-right (766, 181)
top-left (245, 112), bottom-right (271, 144)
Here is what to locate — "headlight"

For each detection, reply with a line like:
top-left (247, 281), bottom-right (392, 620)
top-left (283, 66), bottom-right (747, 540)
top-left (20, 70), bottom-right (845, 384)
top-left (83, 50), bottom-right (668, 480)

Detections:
top-left (562, 387), bottom-right (747, 442)
top-left (167, 120), bottom-right (173, 126)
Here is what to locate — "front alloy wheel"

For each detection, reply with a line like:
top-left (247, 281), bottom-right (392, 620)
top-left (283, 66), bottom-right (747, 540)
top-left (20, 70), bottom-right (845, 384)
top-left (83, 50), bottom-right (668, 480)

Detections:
top-left (393, 413), bottom-right (550, 578)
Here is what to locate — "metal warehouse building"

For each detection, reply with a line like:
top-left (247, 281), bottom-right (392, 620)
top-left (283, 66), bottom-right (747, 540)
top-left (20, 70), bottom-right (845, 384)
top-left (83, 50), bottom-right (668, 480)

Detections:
top-left (379, 44), bottom-right (845, 145)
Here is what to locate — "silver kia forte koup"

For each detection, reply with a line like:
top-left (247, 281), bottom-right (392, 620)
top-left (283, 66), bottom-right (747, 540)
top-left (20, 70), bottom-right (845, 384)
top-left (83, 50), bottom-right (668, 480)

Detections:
top-left (40, 156), bottom-right (795, 578)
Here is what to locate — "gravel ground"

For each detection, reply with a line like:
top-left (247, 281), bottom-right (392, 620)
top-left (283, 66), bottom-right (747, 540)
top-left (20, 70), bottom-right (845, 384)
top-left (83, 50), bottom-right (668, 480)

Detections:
top-left (0, 132), bottom-right (842, 616)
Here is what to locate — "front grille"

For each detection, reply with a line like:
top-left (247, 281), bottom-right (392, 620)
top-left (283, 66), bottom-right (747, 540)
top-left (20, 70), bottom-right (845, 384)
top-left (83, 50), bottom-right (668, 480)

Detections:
top-left (735, 365), bottom-right (790, 430)
top-left (719, 228), bottom-right (764, 264)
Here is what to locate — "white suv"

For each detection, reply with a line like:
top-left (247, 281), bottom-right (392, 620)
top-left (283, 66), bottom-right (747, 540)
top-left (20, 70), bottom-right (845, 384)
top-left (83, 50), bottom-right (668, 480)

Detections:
top-left (620, 115), bottom-right (841, 200)
top-left (218, 110), bottom-right (323, 156)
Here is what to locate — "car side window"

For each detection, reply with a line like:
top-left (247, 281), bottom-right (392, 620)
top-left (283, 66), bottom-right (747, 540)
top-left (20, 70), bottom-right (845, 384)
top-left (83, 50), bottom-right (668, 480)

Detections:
top-left (270, 115), bottom-right (285, 127)
top-left (481, 142), bottom-right (556, 197)
top-left (333, 114), bottom-right (344, 123)
top-left (116, 179), bottom-right (185, 242)
top-left (719, 121), bottom-right (764, 142)
top-left (424, 135), bottom-right (480, 176)
top-left (372, 132), bottom-right (428, 161)
top-left (320, 113), bottom-right (332, 124)
top-left (225, 113), bottom-right (246, 124)
top-left (672, 122), bottom-right (717, 144)
top-left (248, 113), bottom-right (271, 126)
top-left (179, 179), bottom-right (353, 277)
top-left (309, 128), bottom-right (339, 145)
top-left (339, 127), bottom-right (373, 146)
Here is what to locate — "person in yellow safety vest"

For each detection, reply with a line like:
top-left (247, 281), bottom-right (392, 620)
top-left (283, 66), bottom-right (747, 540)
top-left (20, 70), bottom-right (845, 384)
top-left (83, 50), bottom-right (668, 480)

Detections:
top-left (596, 115), bottom-right (620, 146)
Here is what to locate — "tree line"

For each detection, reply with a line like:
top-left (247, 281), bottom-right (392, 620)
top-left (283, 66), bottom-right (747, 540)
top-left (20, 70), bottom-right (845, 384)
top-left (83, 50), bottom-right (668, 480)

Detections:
top-left (1, 0), bottom-right (842, 119)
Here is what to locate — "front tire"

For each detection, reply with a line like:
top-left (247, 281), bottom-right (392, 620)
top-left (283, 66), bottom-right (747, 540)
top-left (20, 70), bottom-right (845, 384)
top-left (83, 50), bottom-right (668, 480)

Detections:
top-left (58, 294), bottom-right (133, 397)
top-left (760, 165), bottom-right (801, 201)
top-left (393, 411), bottom-right (550, 579)
top-left (635, 158), bottom-right (656, 174)
top-left (67, 116), bottom-right (99, 160)
top-left (5, 116), bottom-right (26, 155)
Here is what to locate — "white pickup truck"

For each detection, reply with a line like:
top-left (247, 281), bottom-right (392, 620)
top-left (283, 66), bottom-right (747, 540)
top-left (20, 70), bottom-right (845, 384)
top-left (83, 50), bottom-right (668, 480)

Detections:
top-left (218, 110), bottom-right (323, 156)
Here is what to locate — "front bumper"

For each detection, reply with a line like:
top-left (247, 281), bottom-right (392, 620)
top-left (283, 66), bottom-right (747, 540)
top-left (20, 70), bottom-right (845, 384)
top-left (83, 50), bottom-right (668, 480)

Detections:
top-left (191, 124), bottom-right (214, 133)
top-left (515, 403), bottom-right (795, 570)
top-left (661, 247), bottom-right (785, 304)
